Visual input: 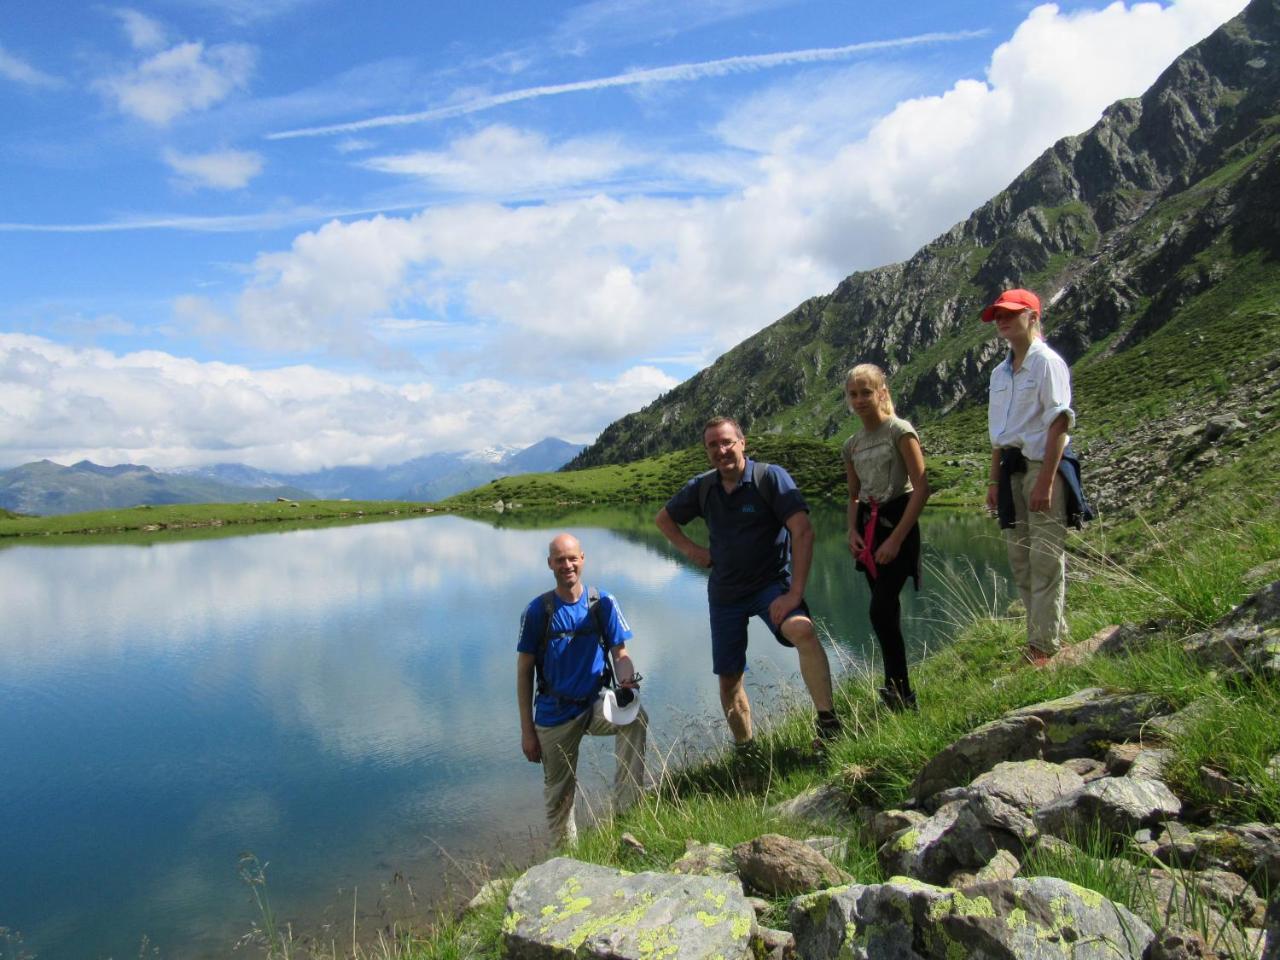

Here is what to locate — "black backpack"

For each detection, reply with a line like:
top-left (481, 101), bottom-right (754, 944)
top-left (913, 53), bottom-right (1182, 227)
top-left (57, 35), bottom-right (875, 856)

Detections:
top-left (695, 460), bottom-right (782, 520)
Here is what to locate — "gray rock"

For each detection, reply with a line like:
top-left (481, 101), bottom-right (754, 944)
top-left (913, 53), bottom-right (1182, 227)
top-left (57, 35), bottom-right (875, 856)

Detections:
top-left (1062, 756), bottom-right (1109, 781)
top-left (1147, 924), bottom-right (1218, 960)
top-left (910, 714), bottom-right (1047, 804)
top-left (733, 834), bottom-right (845, 897)
top-left (1007, 688), bottom-right (1166, 761)
top-left (503, 857), bottom-right (754, 960)
top-left (769, 782), bottom-right (856, 830)
top-left (974, 850), bottom-right (1021, 884)
top-left (1153, 823), bottom-right (1280, 894)
top-left (1128, 748), bottom-right (1174, 781)
top-left (755, 925), bottom-right (796, 960)
top-left (789, 875), bottom-right (1155, 959)
top-left (1197, 765), bottom-right (1250, 802)
top-left (1244, 560), bottom-right (1280, 585)
top-left (1106, 742), bottom-right (1144, 775)
top-left (1137, 868), bottom-right (1255, 957)
top-left (966, 792), bottom-right (1040, 846)
top-left (1147, 700), bottom-right (1217, 742)
top-left (878, 796), bottom-right (1032, 885)
top-left (871, 809), bottom-right (926, 847)
top-left (1263, 889), bottom-right (1280, 960)
top-left (879, 800), bottom-right (979, 884)
top-left (1183, 581), bottom-right (1280, 679)
top-left (466, 877), bottom-right (511, 913)
top-left (968, 759), bottom-right (1086, 812)
top-left (1181, 867), bottom-right (1266, 928)
top-left (670, 839), bottom-right (737, 877)
top-left (803, 835), bottom-right (850, 864)
top-left (1035, 776), bottom-right (1181, 842)
top-left (1097, 620), bottom-right (1177, 657)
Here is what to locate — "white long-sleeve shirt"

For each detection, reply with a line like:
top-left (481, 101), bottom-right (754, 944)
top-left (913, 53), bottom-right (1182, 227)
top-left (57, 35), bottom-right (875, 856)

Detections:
top-left (987, 338), bottom-right (1075, 461)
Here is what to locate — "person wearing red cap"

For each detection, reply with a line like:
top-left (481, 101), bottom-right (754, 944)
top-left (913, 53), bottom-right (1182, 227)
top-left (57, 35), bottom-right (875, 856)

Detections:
top-left (983, 288), bottom-right (1075, 666)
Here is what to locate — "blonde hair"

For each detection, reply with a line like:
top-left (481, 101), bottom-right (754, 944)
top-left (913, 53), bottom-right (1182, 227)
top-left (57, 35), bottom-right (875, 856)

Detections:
top-left (846, 364), bottom-right (895, 417)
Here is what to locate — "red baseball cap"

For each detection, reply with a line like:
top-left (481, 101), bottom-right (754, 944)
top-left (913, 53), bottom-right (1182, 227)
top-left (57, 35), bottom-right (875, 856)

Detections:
top-left (981, 288), bottom-right (1041, 322)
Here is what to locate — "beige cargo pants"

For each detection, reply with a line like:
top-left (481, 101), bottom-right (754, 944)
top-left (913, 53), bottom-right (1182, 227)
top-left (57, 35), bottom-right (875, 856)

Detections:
top-left (1004, 460), bottom-right (1068, 655)
top-left (535, 696), bottom-right (648, 846)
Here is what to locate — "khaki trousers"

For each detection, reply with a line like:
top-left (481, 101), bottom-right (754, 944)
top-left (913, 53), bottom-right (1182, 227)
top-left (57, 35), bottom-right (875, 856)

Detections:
top-left (1004, 460), bottom-right (1068, 654)
top-left (536, 697), bottom-right (647, 846)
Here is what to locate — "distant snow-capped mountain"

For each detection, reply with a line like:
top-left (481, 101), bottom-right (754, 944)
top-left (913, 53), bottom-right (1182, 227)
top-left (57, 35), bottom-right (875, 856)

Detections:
top-left (0, 438), bottom-right (588, 516)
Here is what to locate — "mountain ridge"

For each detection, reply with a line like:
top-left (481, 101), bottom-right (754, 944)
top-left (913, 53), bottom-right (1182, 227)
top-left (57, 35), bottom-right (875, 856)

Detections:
top-left (568, 0), bottom-right (1280, 468)
top-left (0, 437), bottom-right (586, 516)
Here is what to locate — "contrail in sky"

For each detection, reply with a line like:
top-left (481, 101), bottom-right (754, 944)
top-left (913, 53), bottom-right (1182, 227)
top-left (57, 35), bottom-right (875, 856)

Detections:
top-left (267, 30), bottom-right (986, 140)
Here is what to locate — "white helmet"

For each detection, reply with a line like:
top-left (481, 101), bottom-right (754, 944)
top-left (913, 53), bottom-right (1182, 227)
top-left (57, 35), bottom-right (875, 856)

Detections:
top-left (600, 687), bottom-right (641, 726)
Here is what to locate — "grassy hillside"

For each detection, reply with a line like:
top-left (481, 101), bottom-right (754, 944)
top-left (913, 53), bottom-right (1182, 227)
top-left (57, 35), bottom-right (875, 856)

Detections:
top-left (0, 499), bottom-right (435, 539)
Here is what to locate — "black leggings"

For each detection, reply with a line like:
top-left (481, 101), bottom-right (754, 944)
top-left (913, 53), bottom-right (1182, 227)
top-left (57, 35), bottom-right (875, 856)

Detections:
top-left (863, 554), bottom-right (914, 695)
top-left (855, 495), bottom-right (921, 696)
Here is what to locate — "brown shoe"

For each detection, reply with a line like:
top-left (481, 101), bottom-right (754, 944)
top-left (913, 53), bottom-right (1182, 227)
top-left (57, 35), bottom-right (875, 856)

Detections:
top-left (1024, 647), bottom-right (1054, 668)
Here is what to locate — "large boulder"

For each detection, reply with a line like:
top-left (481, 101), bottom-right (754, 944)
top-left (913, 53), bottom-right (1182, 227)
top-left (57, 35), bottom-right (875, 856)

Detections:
top-left (789, 875), bottom-right (1155, 959)
top-left (1153, 822), bottom-right (1280, 893)
top-left (1183, 580), bottom-right (1280, 679)
top-left (881, 761), bottom-right (1085, 884)
top-left (769, 782), bottom-right (860, 831)
top-left (732, 833), bottom-right (845, 896)
top-left (878, 796), bottom-right (1034, 885)
top-left (1006, 688), bottom-right (1166, 761)
top-left (911, 715), bottom-right (1047, 804)
top-left (1035, 777), bottom-right (1181, 842)
top-left (503, 857), bottom-right (755, 960)
top-left (967, 759), bottom-right (1086, 813)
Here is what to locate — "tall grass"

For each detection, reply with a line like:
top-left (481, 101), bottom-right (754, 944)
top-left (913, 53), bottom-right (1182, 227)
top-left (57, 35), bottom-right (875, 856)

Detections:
top-left (1023, 824), bottom-right (1264, 956)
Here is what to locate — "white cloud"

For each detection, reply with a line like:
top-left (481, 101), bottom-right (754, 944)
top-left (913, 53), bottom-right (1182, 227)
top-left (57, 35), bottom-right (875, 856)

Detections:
top-left (115, 8), bottom-right (167, 50)
top-left (222, 0), bottom-right (1248, 382)
top-left (0, 334), bottom-right (677, 471)
top-left (0, 43), bottom-right (61, 89)
top-left (100, 40), bottom-right (255, 124)
top-left (363, 125), bottom-right (640, 194)
top-left (163, 147), bottom-right (264, 189)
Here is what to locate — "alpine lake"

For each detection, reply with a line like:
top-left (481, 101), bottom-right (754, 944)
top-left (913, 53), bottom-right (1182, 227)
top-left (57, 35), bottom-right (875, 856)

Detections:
top-left (0, 503), bottom-right (1013, 959)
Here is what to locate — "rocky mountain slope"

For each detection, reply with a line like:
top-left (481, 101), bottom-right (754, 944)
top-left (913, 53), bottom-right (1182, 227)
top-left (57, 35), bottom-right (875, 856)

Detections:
top-left (570, 0), bottom-right (1280, 469)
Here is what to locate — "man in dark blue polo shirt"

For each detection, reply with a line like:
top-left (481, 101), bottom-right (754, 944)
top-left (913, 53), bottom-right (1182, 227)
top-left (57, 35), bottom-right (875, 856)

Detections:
top-left (656, 416), bottom-right (839, 752)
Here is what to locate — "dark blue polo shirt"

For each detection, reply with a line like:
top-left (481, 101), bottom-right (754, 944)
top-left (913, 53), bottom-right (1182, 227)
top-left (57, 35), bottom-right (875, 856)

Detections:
top-left (664, 458), bottom-right (808, 603)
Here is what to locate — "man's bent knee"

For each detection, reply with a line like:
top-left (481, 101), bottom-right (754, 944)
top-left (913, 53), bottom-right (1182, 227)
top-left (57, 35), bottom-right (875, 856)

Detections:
top-left (780, 615), bottom-right (819, 649)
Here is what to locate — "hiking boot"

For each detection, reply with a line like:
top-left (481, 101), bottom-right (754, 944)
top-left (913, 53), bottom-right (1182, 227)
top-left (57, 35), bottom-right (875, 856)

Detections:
top-left (730, 739), bottom-right (767, 791)
top-left (814, 710), bottom-right (842, 742)
top-left (1023, 647), bottom-right (1055, 668)
top-left (878, 686), bottom-right (918, 712)
top-left (809, 710), bottom-right (842, 760)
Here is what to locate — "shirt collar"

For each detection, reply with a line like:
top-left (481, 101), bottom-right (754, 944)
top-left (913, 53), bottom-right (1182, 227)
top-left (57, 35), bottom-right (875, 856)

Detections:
top-left (1004, 337), bottom-right (1048, 370)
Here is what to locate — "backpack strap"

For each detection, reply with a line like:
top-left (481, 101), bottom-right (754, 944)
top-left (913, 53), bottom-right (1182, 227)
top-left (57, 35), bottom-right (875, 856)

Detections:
top-left (697, 460), bottom-right (780, 522)
top-left (535, 586), bottom-right (611, 703)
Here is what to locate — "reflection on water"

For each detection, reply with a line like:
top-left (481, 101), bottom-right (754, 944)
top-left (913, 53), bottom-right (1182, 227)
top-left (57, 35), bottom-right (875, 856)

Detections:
top-left (0, 505), bottom-right (1009, 958)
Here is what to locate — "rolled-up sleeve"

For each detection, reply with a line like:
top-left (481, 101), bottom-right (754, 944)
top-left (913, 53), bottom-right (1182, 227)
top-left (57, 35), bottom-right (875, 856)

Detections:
top-left (1039, 354), bottom-right (1075, 430)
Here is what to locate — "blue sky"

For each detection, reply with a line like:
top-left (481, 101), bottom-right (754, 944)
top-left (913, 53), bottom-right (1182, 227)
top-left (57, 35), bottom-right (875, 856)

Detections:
top-left (0, 0), bottom-right (1247, 471)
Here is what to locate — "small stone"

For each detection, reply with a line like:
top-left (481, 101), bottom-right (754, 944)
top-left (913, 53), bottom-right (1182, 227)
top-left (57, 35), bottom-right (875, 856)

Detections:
top-left (620, 832), bottom-right (646, 855)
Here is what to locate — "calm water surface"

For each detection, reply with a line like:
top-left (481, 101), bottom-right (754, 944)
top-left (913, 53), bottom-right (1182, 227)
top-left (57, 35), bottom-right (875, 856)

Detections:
top-left (0, 504), bottom-right (1011, 958)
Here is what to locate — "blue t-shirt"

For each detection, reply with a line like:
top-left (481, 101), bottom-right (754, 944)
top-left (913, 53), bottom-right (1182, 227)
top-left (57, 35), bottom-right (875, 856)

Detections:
top-left (663, 458), bottom-right (808, 604)
top-left (517, 589), bottom-right (632, 727)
